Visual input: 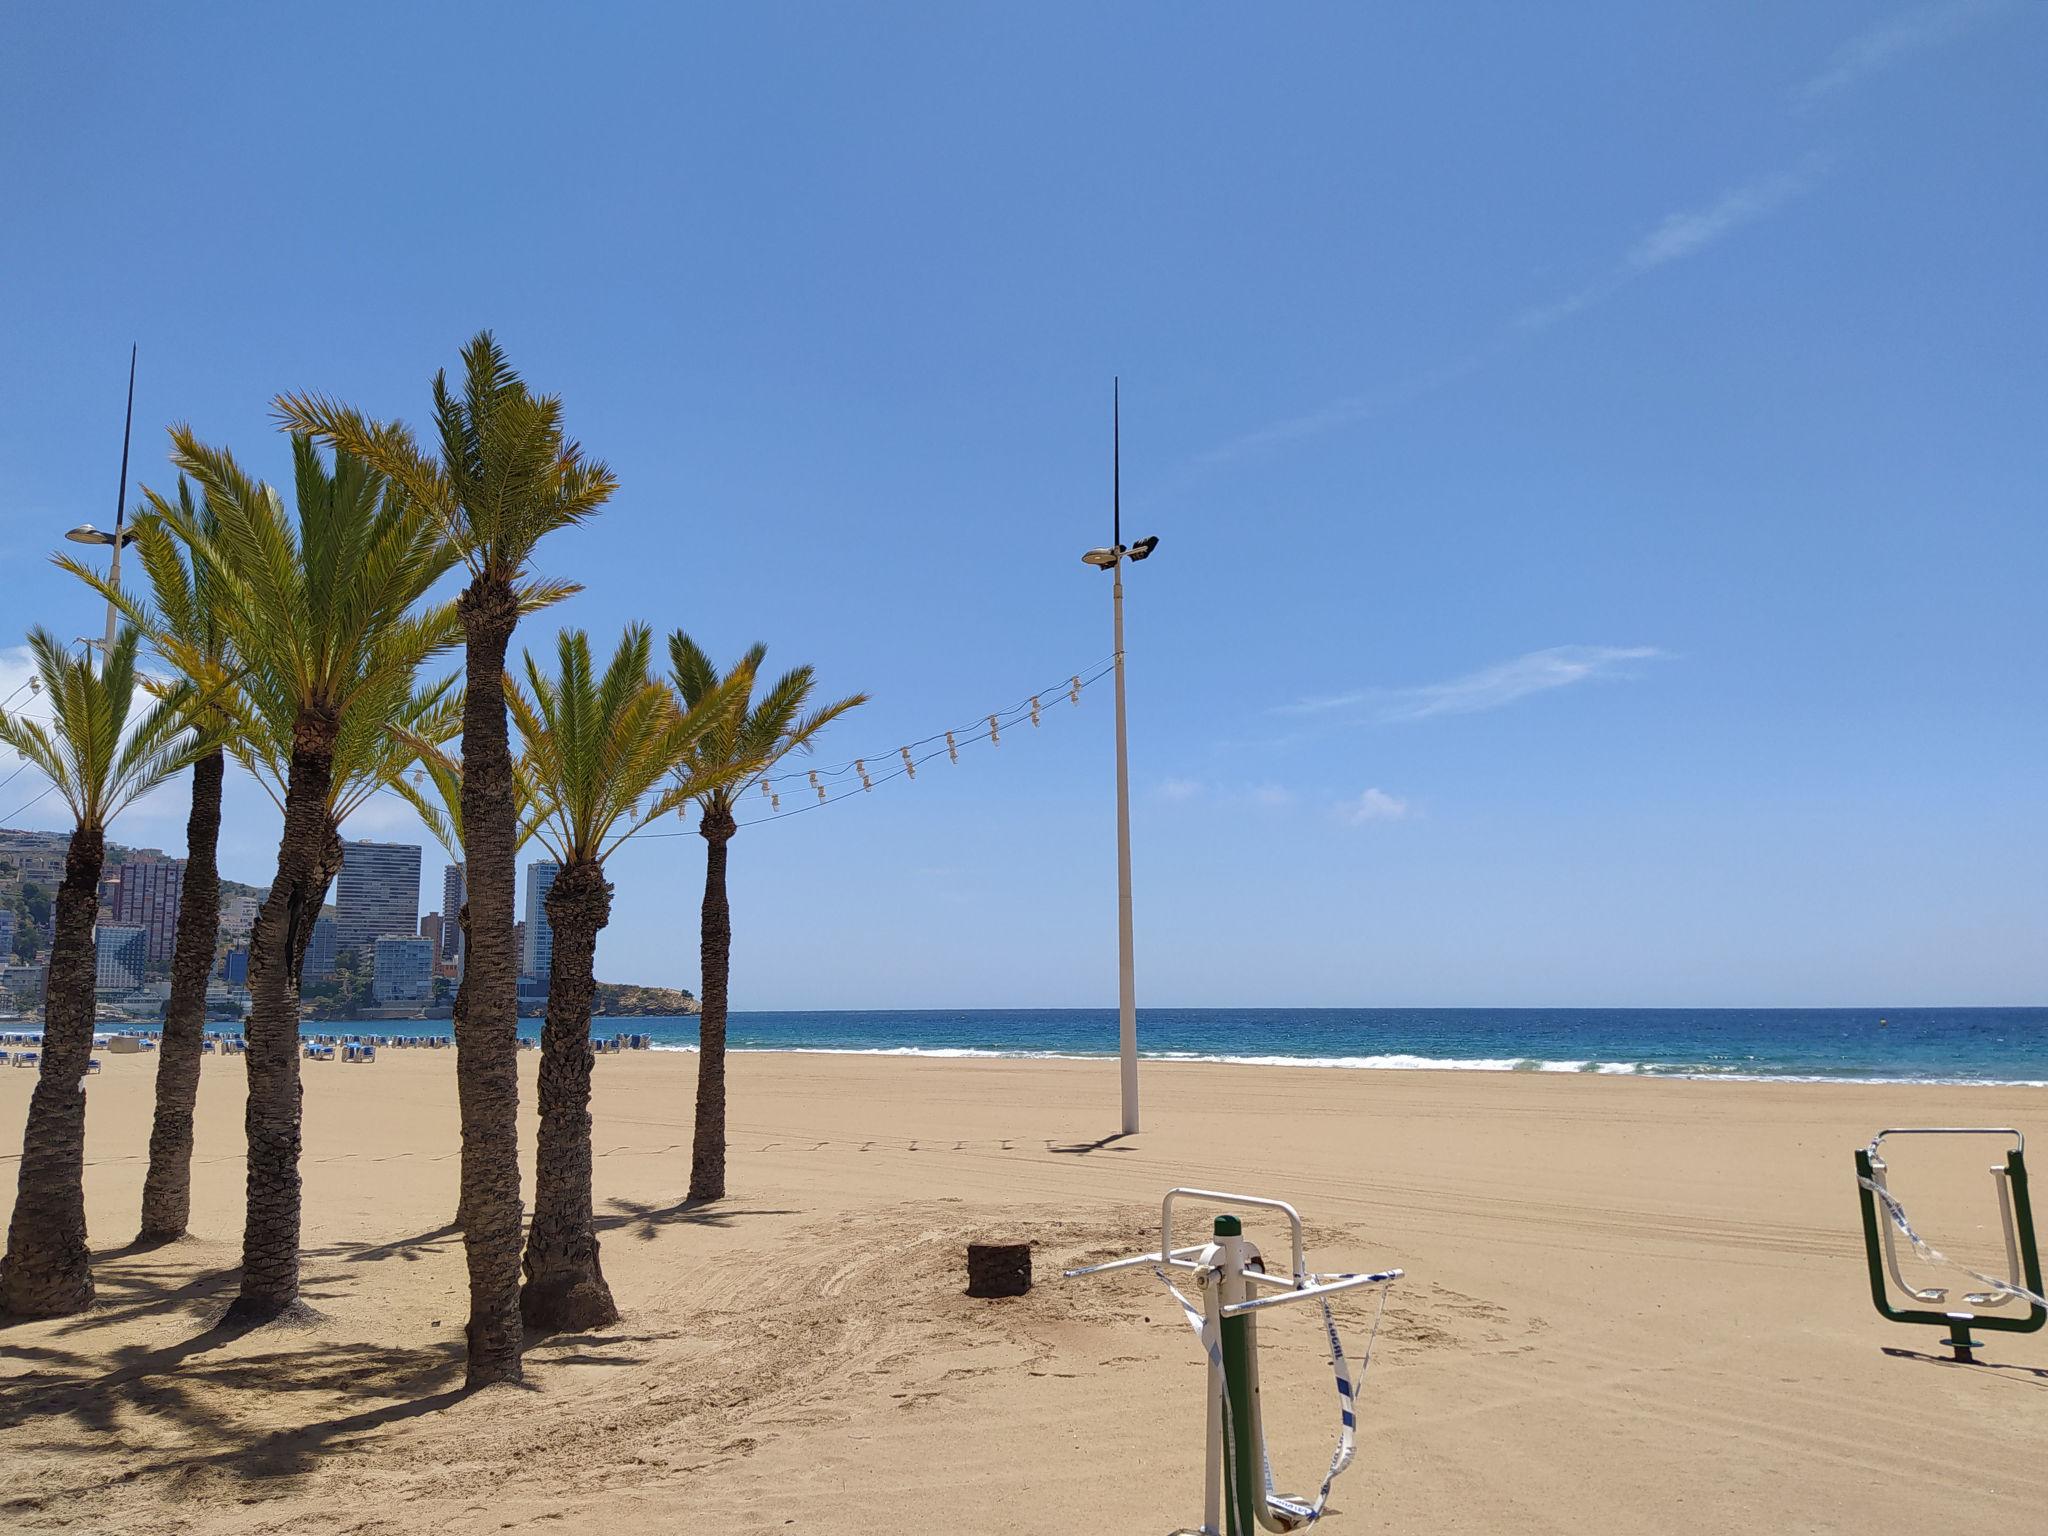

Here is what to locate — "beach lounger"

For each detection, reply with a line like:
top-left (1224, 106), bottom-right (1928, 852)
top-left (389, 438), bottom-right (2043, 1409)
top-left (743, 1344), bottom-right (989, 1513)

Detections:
top-left (15, 1051), bottom-right (39, 1068)
top-left (86, 1059), bottom-right (101, 1074)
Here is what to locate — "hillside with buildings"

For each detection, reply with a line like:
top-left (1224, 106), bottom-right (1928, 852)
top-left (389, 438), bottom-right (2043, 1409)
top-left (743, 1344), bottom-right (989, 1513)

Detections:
top-left (2, 828), bottom-right (695, 1024)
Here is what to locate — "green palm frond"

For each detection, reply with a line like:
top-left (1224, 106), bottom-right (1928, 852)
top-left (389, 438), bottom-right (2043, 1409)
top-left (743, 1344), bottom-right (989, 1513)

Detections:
top-left (329, 674), bottom-right (463, 825)
top-left (0, 626), bottom-right (208, 831)
top-left (58, 474), bottom-right (246, 743)
top-left (664, 632), bottom-right (868, 819)
top-left (145, 428), bottom-right (462, 817)
top-left (275, 331), bottom-right (617, 585)
top-left (511, 625), bottom-right (753, 867)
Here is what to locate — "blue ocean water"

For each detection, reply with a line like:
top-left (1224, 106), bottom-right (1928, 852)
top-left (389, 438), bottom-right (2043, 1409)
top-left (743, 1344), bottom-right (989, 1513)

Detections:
top-left (268, 1007), bottom-right (2048, 1085)
top-left (681, 1007), bottom-right (2048, 1084)
top-left (37, 1007), bottom-right (2043, 1084)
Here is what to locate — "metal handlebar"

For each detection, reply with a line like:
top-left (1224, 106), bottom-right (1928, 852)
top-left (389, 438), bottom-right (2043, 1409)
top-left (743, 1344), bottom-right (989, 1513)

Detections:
top-left (1162, 1188), bottom-right (1307, 1284)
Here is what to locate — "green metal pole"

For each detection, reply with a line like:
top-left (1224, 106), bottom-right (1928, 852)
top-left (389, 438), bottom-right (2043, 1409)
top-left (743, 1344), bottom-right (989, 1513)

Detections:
top-left (1216, 1214), bottom-right (1259, 1536)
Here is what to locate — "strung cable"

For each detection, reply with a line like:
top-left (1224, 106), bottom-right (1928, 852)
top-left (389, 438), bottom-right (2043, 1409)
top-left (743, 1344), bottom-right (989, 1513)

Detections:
top-left (636, 656), bottom-right (1119, 836)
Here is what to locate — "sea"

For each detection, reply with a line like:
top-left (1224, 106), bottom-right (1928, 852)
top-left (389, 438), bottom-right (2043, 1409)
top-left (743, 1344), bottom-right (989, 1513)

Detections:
top-left (44, 1006), bottom-right (2034, 1087)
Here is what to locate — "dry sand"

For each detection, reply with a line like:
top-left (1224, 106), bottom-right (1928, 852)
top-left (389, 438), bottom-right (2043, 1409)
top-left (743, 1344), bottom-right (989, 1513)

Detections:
top-left (1, 1046), bottom-right (2044, 1534)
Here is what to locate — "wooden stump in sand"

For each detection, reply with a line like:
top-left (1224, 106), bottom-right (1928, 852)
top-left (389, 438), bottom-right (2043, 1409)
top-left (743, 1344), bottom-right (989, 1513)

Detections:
top-left (966, 1241), bottom-right (1032, 1297)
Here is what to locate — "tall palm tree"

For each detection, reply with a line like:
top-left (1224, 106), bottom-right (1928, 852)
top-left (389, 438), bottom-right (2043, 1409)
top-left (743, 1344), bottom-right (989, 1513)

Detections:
top-left (278, 333), bottom-right (613, 1386)
top-left (58, 478), bottom-right (238, 1245)
top-left (389, 739), bottom-right (536, 1230)
top-left (667, 635), bottom-right (864, 1203)
top-left (0, 627), bottom-right (204, 1315)
top-left (509, 625), bottom-right (747, 1329)
top-left (152, 430), bottom-right (459, 1324)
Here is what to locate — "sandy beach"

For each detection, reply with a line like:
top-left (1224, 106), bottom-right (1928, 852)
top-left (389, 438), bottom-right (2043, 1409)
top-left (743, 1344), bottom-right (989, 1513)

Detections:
top-left (1, 1048), bottom-right (2043, 1534)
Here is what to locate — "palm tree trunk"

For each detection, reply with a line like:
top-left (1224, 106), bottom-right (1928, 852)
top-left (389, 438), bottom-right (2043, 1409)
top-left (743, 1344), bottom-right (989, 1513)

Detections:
top-left (688, 811), bottom-right (735, 1203)
top-left (448, 898), bottom-right (471, 1230)
top-left (455, 579), bottom-right (526, 1385)
top-left (521, 860), bottom-right (617, 1331)
top-left (0, 824), bottom-right (106, 1316)
top-left (138, 747), bottom-right (224, 1243)
top-left (226, 722), bottom-right (338, 1325)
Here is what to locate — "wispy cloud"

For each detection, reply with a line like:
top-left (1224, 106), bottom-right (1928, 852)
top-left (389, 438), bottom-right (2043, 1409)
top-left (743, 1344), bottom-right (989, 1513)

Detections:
top-left (1339, 788), bottom-right (1411, 825)
top-left (1516, 156), bottom-right (1828, 331)
top-left (1153, 778), bottom-right (1296, 810)
top-left (1626, 158), bottom-right (1826, 272)
top-left (1186, 2), bottom-right (2004, 469)
top-left (1796, 0), bottom-right (2000, 107)
top-left (1191, 356), bottom-right (1488, 469)
top-left (1285, 644), bottom-right (1667, 723)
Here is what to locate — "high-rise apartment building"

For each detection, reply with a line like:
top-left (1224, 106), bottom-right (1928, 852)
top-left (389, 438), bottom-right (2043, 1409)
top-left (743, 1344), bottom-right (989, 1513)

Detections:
top-left (372, 934), bottom-right (436, 1003)
top-left (420, 912), bottom-right (443, 958)
top-left (306, 910), bottom-right (338, 981)
top-left (440, 863), bottom-right (466, 963)
top-left (335, 840), bottom-right (421, 959)
top-left (94, 924), bottom-right (148, 993)
top-left (522, 860), bottom-right (560, 981)
top-left (112, 859), bottom-right (185, 968)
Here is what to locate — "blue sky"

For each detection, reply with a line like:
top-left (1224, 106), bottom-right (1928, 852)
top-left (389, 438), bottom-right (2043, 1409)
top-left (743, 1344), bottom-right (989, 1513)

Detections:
top-left (1, 3), bottom-right (2042, 1007)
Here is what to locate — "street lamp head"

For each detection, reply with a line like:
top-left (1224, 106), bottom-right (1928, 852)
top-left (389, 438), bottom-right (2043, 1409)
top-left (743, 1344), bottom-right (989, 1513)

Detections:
top-left (1082, 546), bottom-right (1120, 569)
top-left (65, 523), bottom-right (111, 546)
top-left (1127, 534), bottom-right (1160, 562)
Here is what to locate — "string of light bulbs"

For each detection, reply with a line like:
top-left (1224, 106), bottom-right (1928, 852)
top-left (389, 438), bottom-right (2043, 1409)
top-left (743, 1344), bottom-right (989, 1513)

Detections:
top-left (639, 653), bottom-right (1122, 834)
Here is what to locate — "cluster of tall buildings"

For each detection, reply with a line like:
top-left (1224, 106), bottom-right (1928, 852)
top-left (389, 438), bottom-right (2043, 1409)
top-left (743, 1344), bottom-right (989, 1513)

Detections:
top-left (3, 824), bottom-right (564, 1015)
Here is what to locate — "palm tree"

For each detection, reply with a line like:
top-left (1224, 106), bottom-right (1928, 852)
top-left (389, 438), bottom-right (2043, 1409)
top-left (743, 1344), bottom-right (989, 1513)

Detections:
top-left (278, 333), bottom-right (613, 1386)
top-left (0, 628), bottom-right (204, 1314)
top-left (389, 739), bottom-right (536, 1230)
top-left (667, 635), bottom-right (864, 1203)
top-left (509, 625), bottom-right (748, 1329)
top-left (151, 430), bottom-right (459, 1324)
top-left (59, 478), bottom-right (238, 1245)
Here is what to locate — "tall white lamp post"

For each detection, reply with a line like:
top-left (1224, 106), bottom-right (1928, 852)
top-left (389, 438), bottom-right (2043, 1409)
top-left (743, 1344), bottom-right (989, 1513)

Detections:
top-left (1082, 379), bottom-right (1158, 1136)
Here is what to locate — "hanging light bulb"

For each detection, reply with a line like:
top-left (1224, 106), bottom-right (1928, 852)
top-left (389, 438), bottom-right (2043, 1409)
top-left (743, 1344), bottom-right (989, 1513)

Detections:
top-left (988, 713), bottom-right (1000, 746)
top-left (945, 730), bottom-right (958, 764)
top-left (770, 790), bottom-right (781, 811)
top-left (1030, 695), bottom-right (1042, 726)
top-left (760, 779), bottom-right (773, 800)
top-left (856, 758), bottom-right (872, 791)
top-left (901, 746), bottom-right (916, 780)
top-left (1069, 675), bottom-right (1082, 705)
top-left (809, 770), bottom-right (826, 804)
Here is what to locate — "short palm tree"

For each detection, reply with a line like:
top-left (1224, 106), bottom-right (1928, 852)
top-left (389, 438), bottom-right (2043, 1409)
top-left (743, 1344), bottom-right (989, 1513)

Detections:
top-left (510, 625), bottom-right (748, 1329)
top-left (667, 635), bottom-right (864, 1203)
top-left (152, 429), bottom-right (459, 1324)
top-left (0, 627), bottom-right (204, 1315)
top-left (58, 477), bottom-right (238, 1245)
top-left (278, 333), bottom-right (613, 1385)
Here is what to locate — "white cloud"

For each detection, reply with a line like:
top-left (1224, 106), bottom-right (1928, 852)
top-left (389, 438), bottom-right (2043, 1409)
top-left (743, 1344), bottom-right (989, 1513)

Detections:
top-left (1154, 778), bottom-right (1296, 810)
top-left (1340, 788), bottom-right (1411, 825)
top-left (1796, 0), bottom-right (2000, 107)
top-left (1625, 158), bottom-right (1826, 273)
top-left (1286, 644), bottom-right (1667, 723)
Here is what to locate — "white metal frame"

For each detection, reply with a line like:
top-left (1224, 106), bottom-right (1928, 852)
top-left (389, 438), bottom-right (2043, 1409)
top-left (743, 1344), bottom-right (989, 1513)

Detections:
top-left (1066, 1187), bottom-right (1403, 1534)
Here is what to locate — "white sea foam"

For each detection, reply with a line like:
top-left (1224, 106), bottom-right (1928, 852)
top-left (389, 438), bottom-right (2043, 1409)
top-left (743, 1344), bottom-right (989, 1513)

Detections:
top-left (646, 1040), bottom-right (2044, 1086)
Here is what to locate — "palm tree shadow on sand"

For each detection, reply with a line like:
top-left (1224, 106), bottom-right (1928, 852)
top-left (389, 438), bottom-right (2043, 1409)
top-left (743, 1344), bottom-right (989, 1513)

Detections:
top-left (597, 1194), bottom-right (799, 1243)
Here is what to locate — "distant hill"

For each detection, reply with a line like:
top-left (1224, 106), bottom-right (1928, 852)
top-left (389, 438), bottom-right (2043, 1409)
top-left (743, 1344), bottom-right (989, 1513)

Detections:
top-left (593, 982), bottom-right (700, 1017)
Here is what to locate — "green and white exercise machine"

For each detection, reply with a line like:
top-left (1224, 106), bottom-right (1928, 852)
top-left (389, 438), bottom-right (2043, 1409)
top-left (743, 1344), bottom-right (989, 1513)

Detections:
top-left (1065, 1188), bottom-right (1403, 1535)
top-left (1854, 1127), bottom-right (2046, 1362)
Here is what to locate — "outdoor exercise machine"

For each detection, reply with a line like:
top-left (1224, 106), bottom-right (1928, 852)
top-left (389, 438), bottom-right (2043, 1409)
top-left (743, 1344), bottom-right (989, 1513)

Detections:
top-left (1065, 1188), bottom-right (1402, 1535)
top-left (1854, 1127), bottom-right (2045, 1362)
